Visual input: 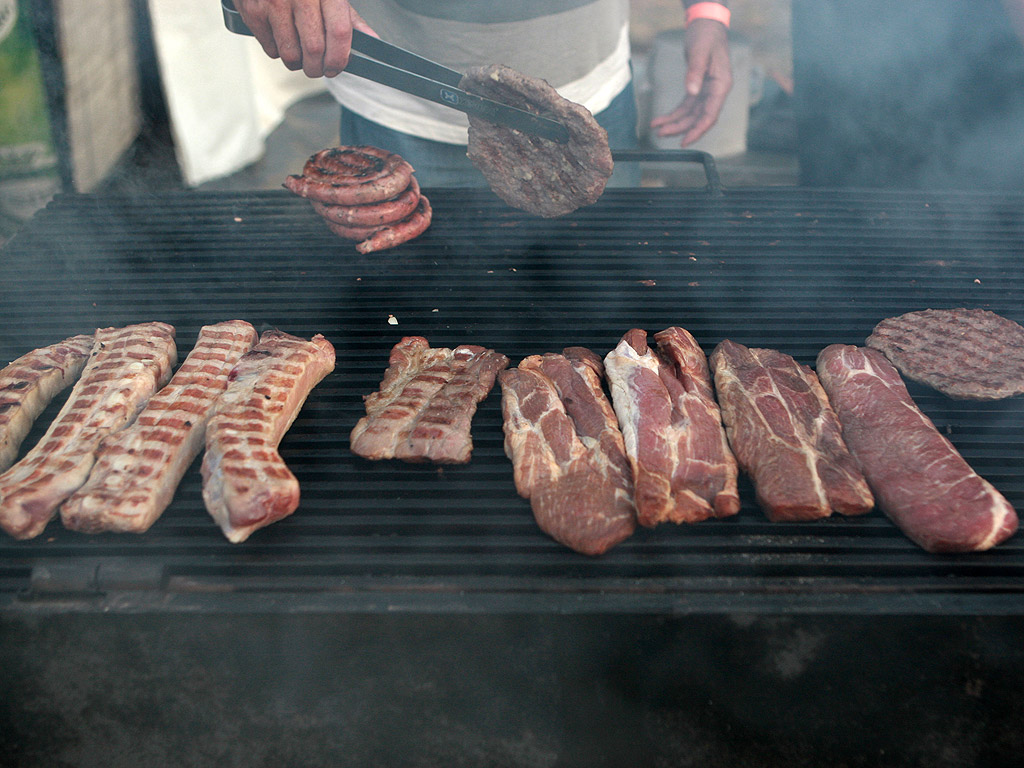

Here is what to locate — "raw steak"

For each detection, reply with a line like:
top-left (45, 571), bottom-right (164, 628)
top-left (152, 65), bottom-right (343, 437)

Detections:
top-left (816, 343), bottom-right (1018, 553)
top-left (709, 340), bottom-right (873, 522)
top-left (604, 327), bottom-right (739, 527)
top-left (460, 64), bottom-right (613, 218)
top-left (500, 348), bottom-right (635, 555)
top-left (866, 308), bottom-right (1024, 400)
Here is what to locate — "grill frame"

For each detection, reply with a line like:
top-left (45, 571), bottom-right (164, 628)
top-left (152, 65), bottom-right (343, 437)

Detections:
top-left (3, 186), bottom-right (1024, 615)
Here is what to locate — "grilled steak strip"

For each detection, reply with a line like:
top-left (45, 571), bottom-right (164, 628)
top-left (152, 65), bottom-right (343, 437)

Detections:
top-left (201, 330), bottom-right (335, 543)
top-left (605, 327), bottom-right (739, 527)
top-left (710, 340), bottom-right (874, 522)
top-left (866, 307), bottom-right (1024, 400)
top-left (0, 322), bottom-right (178, 540)
top-left (284, 146), bottom-right (414, 206)
top-left (817, 344), bottom-right (1018, 553)
top-left (394, 342), bottom-right (508, 464)
top-left (0, 333), bottom-right (94, 472)
top-left (501, 348), bottom-right (636, 555)
top-left (351, 337), bottom-right (509, 464)
top-left (61, 321), bottom-right (258, 534)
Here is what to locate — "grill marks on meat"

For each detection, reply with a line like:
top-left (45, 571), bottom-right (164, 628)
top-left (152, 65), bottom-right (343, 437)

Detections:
top-left (0, 334), bottom-right (94, 472)
top-left (291, 146), bottom-right (432, 252)
top-left (326, 195), bottom-right (433, 254)
top-left (710, 340), bottom-right (873, 522)
top-left (605, 328), bottom-right (739, 527)
top-left (0, 323), bottom-right (178, 540)
top-left (313, 176), bottom-right (420, 229)
top-left (817, 344), bottom-right (1018, 553)
top-left (61, 321), bottom-right (258, 534)
top-left (350, 337), bottom-right (509, 464)
top-left (201, 331), bottom-right (335, 543)
top-left (460, 64), bottom-right (613, 218)
top-left (866, 308), bottom-right (1024, 400)
top-left (283, 146), bottom-right (414, 206)
top-left (500, 348), bottom-right (635, 555)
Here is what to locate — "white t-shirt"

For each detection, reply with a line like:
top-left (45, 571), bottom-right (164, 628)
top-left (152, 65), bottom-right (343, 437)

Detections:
top-left (325, 0), bottom-right (631, 144)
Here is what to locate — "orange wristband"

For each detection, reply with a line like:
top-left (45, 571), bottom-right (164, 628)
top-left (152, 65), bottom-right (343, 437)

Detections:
top-left (685, 2), bottom-right (731, 28)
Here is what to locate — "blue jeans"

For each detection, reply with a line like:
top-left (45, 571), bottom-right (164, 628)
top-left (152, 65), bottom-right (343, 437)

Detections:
top-left (340, 79), bottom-right (641, 188)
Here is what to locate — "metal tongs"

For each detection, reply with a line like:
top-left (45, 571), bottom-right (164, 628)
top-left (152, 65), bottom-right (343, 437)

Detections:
top-left (220, 0), bottom-right (570, 143)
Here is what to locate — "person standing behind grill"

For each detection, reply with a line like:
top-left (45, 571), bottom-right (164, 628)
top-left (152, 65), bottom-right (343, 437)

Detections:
top-left (231, 0), bottom-right (733, 187)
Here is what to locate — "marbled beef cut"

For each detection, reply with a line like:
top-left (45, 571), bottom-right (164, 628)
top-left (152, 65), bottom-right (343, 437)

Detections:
top-left (816, 343), bottom-right (1018, 553)
top-left (866, 308), bottom-right (1024, 400)
top-left (500, 348), bottom-right (636, 556)
top-left (710, 340), bottom-right (873, 522)
top-left (604, 328), bottom-right (739, 527)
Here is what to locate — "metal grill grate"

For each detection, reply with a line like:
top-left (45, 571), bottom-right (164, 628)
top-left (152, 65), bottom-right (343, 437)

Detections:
top-left (2, 187), bottom-right (1024, 613)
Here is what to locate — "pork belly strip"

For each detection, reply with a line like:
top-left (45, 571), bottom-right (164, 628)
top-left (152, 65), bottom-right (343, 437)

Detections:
top-left (201, 330), bottom-right (335, 543)
top-left (0, 322), bottom-right (178, 540)
top-left (61, 321), bottom-right (259, 534)
top-left (604, 327), bottom-right (739, 527)
top-left (709, 340), bottom-right (874, 522)
top-left (0, 333), bottom-right (94, 472)
top-left (350, 336), bottom-right (509, 464)
top-left (816, 344), bottom-right (1018, 553)
top-left (499, 349), bottom-right (635, 555)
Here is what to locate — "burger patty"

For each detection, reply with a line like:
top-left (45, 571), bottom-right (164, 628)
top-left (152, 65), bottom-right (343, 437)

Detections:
top-left (866, 308), bottom-right (1024, 400)
top-left (460, 65), bottom-right (614, 218)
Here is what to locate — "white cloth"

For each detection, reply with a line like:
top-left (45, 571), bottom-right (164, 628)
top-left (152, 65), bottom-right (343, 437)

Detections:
top-left (147, 0), bottom-right (326, 186)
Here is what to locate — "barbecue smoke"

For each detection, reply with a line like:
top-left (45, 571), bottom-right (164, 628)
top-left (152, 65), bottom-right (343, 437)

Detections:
top-left (793, 0), bottom-right (1024, 191)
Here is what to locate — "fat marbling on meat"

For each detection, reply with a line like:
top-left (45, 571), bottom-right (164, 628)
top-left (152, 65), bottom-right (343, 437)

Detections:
top-left (816, 343), bottom-right (1018, 553)
top-left (500, 348), bottom-right (635, 555)
top-left (604, 327), bottom-right (739, 527)
top-left (709, 340), bottom-right (873, 522)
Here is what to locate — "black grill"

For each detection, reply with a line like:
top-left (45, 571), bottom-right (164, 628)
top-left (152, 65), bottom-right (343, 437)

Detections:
top-left (2, 186), bottom-right (1024, 614)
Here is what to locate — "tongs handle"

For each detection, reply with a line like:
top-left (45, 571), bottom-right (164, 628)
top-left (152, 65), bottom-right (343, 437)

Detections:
top-left (348, 30), bottom-right (461, 88)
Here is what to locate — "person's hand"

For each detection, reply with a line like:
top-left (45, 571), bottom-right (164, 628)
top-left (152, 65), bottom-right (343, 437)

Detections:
top-left (234, 0), bottom-right (377, 79)
top-left (649, 19), bottom-right (732, 146)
